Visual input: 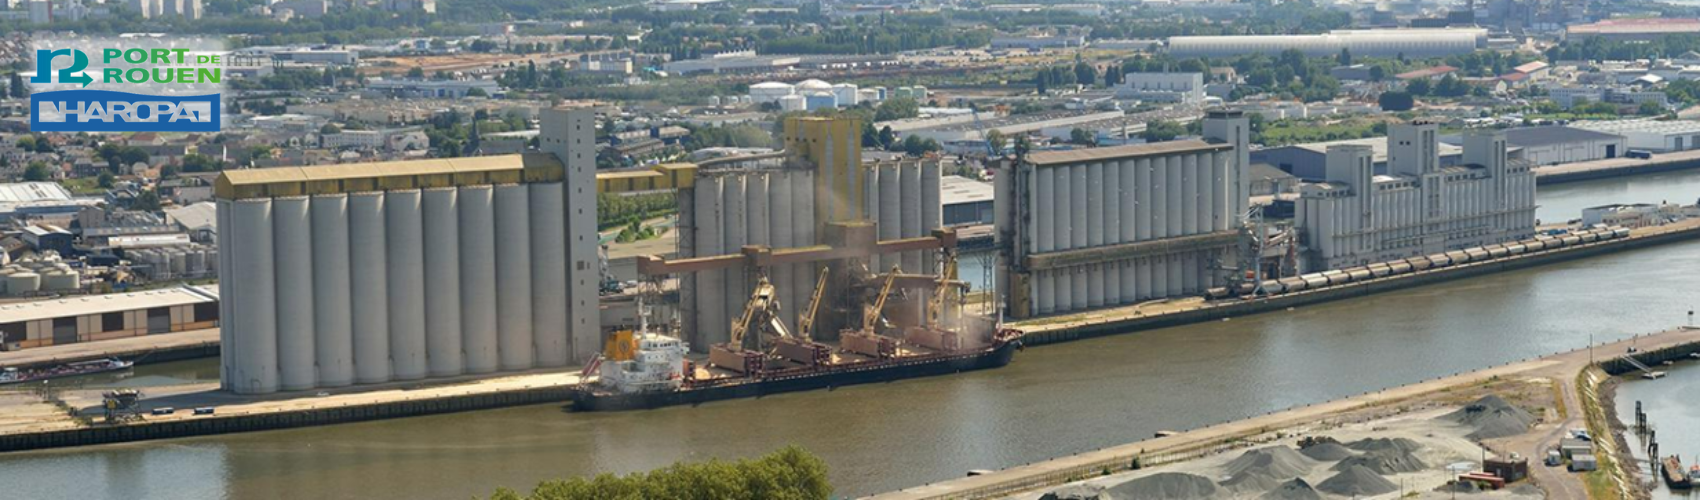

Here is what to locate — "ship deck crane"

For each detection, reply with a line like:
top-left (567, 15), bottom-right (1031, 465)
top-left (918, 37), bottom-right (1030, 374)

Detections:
top-left (711, 276), bottom-right (784, 374)
top-left (796, 266), bottom-right (830, 342)
top-left (864, 265), bottom-right (901, 331)
top-left (842, 266), bottom-right (903, 359)
top-left (929, 250), bottom-right (959, 327)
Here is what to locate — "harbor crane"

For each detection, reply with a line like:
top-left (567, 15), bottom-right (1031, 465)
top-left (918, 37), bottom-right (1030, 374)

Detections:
top-left (795, 266), bottom-right (831, 342)
top-left (842, 266), bottom-right (903, 359)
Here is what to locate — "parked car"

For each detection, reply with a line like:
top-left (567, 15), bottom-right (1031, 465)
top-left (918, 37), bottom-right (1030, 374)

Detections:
top-left (1626, 150), bottom-right (1653, 159)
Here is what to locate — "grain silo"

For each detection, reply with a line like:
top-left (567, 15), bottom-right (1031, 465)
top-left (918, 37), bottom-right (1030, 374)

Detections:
top-left (215, 108), bottom-right (602, 395)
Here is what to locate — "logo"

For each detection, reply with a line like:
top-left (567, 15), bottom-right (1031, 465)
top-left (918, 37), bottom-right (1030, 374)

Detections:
top-left (30, 39), bottom-right (225, 133)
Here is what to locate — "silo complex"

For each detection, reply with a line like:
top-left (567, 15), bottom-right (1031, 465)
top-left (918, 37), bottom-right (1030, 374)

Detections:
top-left (216, 108), bottom-right (601, 395)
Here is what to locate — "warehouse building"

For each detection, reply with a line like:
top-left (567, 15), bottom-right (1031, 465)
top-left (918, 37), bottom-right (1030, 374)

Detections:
top-left (1253, 137), bottom-right (1464, 181)
top-left (995, 110), bottom-right (1250, 317)
top-left (940, 175), bottom-right (994, 227)
top-left (1441, 126), bottom-right (1626, 166)
top-left (1115, 73), bottom-right (1206, 104)
top-left (215, 107), bottom-right (600, 395)
top-left (1571, 120), bottom-right (1700, 153)
top-left (0, 286), bottom-right (220, 351)
top-left (1167, 28), bottom-right (1485, 58)
top-left (1297, 125), bottom-right (1537, 270)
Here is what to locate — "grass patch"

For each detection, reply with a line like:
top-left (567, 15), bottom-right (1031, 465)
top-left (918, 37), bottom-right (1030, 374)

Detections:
top-left (1576, 366), bottom-right (1629, 500)
top-left (59, 177), bottom-right (106, 195)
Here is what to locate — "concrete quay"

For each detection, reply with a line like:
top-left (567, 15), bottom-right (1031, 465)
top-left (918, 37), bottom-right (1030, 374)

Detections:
top-left (867, 326), bottom-right (1700, 500)
top-left (1013, 217), bottom-right (1700, 345)
top-left (1535, 149), bottom-right (1700, 185)
top-left (0, 367), bottom-right (581, 452)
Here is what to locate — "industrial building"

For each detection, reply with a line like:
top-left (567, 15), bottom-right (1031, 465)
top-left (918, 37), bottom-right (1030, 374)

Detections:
top-left (1441, 126), bottom-right (1626, 166)
top-left (1571, 120), bottom-right (1700, 153)
top-left (1252, 137), bottom-right (1464, 181)
top-left (940, 175), bottom-right (994, 227)
top-left (1566, 18), bottom-right (1700, 41)
top-left (215, 107), bottom-right (600, 395)
top-left (0, 286), bottom-right (219, 351)
top-left (1167, 28), bottom-right (1485, 58)
top-left (1296, 125), bottom-right (1537, 270)
top-left (994, 110), bottom-right (1251, 318)
top-left (1115, 73), bottom-right (1206, 104)
top-left (663, 116), bottom-right (948, 349)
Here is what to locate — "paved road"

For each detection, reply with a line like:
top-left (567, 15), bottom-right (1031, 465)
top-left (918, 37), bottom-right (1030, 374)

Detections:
top-left (0, 328), bottom-right (219, 369)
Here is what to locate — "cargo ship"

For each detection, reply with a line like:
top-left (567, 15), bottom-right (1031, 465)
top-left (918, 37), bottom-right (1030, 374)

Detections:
top-left (570, 329), bottom-right (1021, 411)
top-left (572, 269), bottom-right (1023, 411)
top-left (0, 358), bottom-right (133, 385)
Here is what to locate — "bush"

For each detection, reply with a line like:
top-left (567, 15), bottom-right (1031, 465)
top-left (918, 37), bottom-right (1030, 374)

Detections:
top-left (489, 445), bottom-right (831, 500)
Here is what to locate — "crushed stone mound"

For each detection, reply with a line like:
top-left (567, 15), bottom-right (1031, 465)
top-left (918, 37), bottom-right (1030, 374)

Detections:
top-left (1223, 446), bottom-right (1316, 479)
top-left (1041, 484), bottom-right (1111, 500)
top-left (1220, 446), bottom-right (1316, 492)
top-left (1345, 437), bottom-right (1423, 455)
top-left (1316, 465), bottom-right (1399, 497)
top-left (1331, 450), bottom-right (1428, 475)
top-left (1442, 394), bottom-right (1539, 440)
top-left (1108, 472), bottom-right (1222, 500)
top-left (1260, 478), bottom-right (1323, 500)
top-left (1298, 442), bottom-right (1356, 461)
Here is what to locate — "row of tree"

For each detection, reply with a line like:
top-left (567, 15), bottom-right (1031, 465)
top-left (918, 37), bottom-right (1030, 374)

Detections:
top-left (489, 445), bottom-right (830, 500)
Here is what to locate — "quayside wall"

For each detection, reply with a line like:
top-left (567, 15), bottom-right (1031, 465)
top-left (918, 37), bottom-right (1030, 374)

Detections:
top-left (1019, 222), bottom-right (1700, 346)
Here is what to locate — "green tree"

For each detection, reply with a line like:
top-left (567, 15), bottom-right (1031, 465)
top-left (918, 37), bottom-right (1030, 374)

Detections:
top-left (1014, 135), bottom-right (1032, 160)
top-left (491, 446), bottom-right (830, 500)
top-left (23, 161), bottom-right (54, 181)
top-left (1337, 48), bottom-right (1352, 67)
top-left (985, 129), bottom-right (1006, 155)
top-left (1406, 78), bottom-right (1432, 96)
top-left (466, 87), bottom-right (490, 98)
top-left (132, 189), bottom-right (162, 212)
top-left (1073, 62), bottom-right (1097, 88)
top-left (1141, 120), bottom-right (1186, 142)
top-left (874, 97), bottom-right (920, 122)
top-left (1378, 91), bottom-right (1415, 112)
top-left (320, 123), bottom-right (342, 135)
top-left (1639, 100), bottom-right (1667, 116)
top-left (97, 172), bottom-right (116, 188)
top-left (1069, 127), bottom-right (1096, 146)
top-left (407, 67), bottom-right (426, 79)
top-left (8, 72), bottom-right (25, 98)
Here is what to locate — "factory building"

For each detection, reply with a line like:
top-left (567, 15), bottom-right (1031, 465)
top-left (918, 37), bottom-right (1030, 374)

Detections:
top-left (1252, 137), bottom-right (1465, 181)
top-left (1115, 73), bottom-right (1206, 104)
top-left (1441, 126), bottom-right (1626, 166)
top-left (995, 110), bottom-right (1251, 318)
top-left (1571, 120), bottom-right (1700, 153)
top-left (674, 116), bottom-right (945, 349)
top-left (215, 108), bottom-right (600, 395)
top-left (1297, 125), bottom-right (1537, 270)
top-left (0, 286), bottom-right (219, 351)
top-left (1167, 28), bottom-right (1485, 58)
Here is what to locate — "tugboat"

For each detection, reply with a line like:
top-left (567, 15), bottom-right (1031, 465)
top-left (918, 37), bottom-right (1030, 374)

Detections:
top-left (0, 358), bottom-right (134, 385)
top-left (572, 267), bottom-right (1022, 411)
top-left (1663, 455), bottom-right (1693, 489)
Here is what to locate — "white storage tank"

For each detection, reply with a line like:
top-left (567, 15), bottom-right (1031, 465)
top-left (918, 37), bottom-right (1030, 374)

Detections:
top-left (748, 81), bottom-right (795, 104)
top-left (778, 94), bottom-right (806, 112)
top-left (171, 250), bottom-right (189, 276)
top-left (831, 83), bottom-right (859, 107)
top-left (9, 272), bottom-right (40, 294)
top-left (43, 270), bottom-right (78, 291)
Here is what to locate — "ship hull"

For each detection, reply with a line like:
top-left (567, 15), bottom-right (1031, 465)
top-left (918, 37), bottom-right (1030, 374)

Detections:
top-left (0, 361), bottom-right (133, 386)
top-left (571, 341), bottom-right (1019, 411)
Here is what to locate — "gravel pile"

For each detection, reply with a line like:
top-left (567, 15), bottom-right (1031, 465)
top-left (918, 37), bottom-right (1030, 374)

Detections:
top-left (1442, 394), bottom-right (1538, 440)
top-left (1298, 442), bottom-right (1356, 461)
top-left (1345, 437), bottom-right (1423, 455)
top-left (1331, 450), bottom-right (1428, 475)
top-left (1260, 478), bottom-right (1323, 500)
top-left (1107, 473), bottom-right (1222, 500)
top-left (1316, 465), bottom-right (1398, 496)
top-left (1223, 446), bottom-right (1316, 479)
top-left (1041, 484), bottom-right (1110, 500)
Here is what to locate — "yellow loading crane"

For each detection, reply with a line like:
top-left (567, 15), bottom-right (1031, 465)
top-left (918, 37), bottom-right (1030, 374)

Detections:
top-left (796, 266), bottom-right (830, 342)
top-left (711, 276), bottom-right (781, 374)
top-left (864, 265), bottom-right (901, 331)
top-left (930, 251), bottom-right (958, 327)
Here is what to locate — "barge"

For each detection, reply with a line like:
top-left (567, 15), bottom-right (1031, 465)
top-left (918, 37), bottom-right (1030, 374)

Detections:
top-left (0, 358), bottom-right (133, 385)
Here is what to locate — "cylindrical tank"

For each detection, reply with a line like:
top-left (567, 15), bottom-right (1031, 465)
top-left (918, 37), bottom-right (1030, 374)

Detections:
top-left (831, 83), bottom-right (859, 107)
top-left (901, 161), bottom-right (923, 273)
top-left (170, 250), bottom-right (188, 276)
top-left (747, 174), bottom-right (770, 246)
top-left (349, 192), bottom-right (392, 384)
top-left (217, 200), bottom-right (233, 389)
top-left (878, 164), bottom-right (900, 268)
top-left (458, 185), bottom-right (499, 374)
top-left (385, 189), bottom-right (428, 381)
top-left (421, 187), bottom-right (465, 377)
top-left (0, 267), bottom-right (13, 294)
top-left (273, 196), bottom-right (317, 392)
top-left (186, 250), bottom-right (206, 276)
top-left (529, 183), bottom-right (569, 367)
top-left (721, 176), bottom-right (747, 345)
top-left (7, 271), bottom-right (39, 294)
top-left (769, 172), bottom-right (796, 328)
top-left (494, 184), bottom-right (535, 371)
top-left (230, 198), bottom-right (279, 394)
top-left (311, 194), bottom-right (355, 388)
top-left (864, 165), bottom-right (882, 269)
top-left (43, 270), bottom-right (77, 291)
top-left (696, 177), bottom-right (727, 348)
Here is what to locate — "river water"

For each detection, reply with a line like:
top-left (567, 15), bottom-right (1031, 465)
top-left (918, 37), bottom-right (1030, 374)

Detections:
top-left (4, 173), bottom-right (1700, 500)
top-left (1618, 361), bottom-right (1700, 500)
